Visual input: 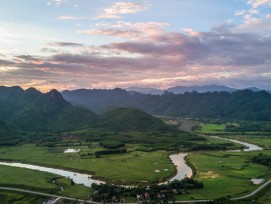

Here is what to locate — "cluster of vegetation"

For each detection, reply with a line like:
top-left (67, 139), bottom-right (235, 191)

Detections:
top-left (225, 121), bottom-right (271, 132)
top-left (188, 143), bottom-right (235, 151)
top-left (0, 140), bottom-right (20, 146)
top-left (95, 147), bottom-right (127, 156)
top-left (99, 140), bottom-right (125, 149)
top-left (252, 153), bottom-right (271, 167)
top-left (74, 127), bottom-right (199, 151)
top-left (90, 178), bottom-right (203, 202)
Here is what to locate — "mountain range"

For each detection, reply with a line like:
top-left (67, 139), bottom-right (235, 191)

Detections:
top-left (126, 85), bottom-right (271, 95)
top-left (2, 84), bottom-right (271, 140)
top-left (62, 88), bottom-right (271, 121)
top-left (0, 86), bottom-right (170, 138)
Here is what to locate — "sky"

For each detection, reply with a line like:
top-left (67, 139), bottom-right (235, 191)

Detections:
top-left (0, 0), bottom-right (271, 91)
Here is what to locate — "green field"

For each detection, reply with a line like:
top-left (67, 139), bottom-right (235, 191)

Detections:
top-left (0, 191), bottom-right (45, 204)
top-left (2, 120), bottom-right (271, 202)
top-left (226, 135), bottom-right (271, 149)
top-left (197, 121), bottom-right (271, 149)
top-left (197, 123), bottom-right (227, 134)
top-left (0, 144), bottom-right (174, 184)
top-left (178, 150), bottom-right (271, 200)
top-left (256, 185), bottom-right (271, 204)
top-left (0, 165), bottom-right (91, 200)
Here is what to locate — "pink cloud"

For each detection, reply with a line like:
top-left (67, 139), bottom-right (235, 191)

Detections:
top-left (248, 0), bottom-right (271, 8)
top-left (58, 16), bottom-right (86, 20)
top-left (78, 21), bottom-right (169, 41)
top-left (1, 21), bottom-right (271, 90)
top-left (95, 2), bottom-right (147, 19)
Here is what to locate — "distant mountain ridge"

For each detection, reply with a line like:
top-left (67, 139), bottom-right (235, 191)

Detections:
top-left (62, 88), bottom-right (271, 121)
top-left (126, 85), bottom-right (271, 95)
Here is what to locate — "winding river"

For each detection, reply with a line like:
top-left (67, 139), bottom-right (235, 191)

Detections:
top-left (210, 136), bottom-right (263, 151)
top-left (0, 137), bottom-right (262, 187)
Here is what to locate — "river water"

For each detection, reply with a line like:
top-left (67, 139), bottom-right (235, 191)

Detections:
top-left (0, 161), bottom-right (104, 187)
top-left (0, 153), bottom-right (190, 187)
top-left (0, 138), bottom-right (262, 187)
top-left (210, 136), bottom-right (263, 151)
top-left (168, 153), bottom-right (192, 182)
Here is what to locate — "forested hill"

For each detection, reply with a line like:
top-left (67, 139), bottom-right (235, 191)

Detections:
top-left (0, 86), bottom-right (97, 132)
top-left (62, 89), bottom-right (271, 121)
top-left (0, 86), bottom-right (172, 134)
top-left (98, 108), bottom-right (170, 131)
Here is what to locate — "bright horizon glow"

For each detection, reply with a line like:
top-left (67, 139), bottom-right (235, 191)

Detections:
top-left (0, 0), bottom-right (271, 91)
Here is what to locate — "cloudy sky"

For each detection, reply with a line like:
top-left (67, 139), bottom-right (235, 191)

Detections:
top-left (0, 0), bottom-right (271, 91)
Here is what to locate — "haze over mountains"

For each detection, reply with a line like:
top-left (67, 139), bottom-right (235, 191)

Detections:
top-left (62, 87), bottom-right (271, 121)
top-left (126, 85), bottom-right (271, 95)
top-left (1, 84), bottom-right (271, 140)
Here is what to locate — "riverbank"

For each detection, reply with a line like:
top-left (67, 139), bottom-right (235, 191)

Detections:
top-left (0, 152), bottom-right (191, 187)
top-left (0, 145), bottom-right (175, 185)
top-left (0, 136), bottom-right (270, 201)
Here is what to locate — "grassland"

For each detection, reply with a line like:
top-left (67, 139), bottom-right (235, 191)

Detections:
top-left (0, 165), bottom-right (91, 200)
top-left (197, 121), bottom-right (271, 149)
top-left (256, 185), bottom-right (271, 204)
top-left (2, 120), bottom-right (271, 202)
top-left (177, 150), bottom-right (271, 200)
top-left (226, 135), bottom-right (271, 149)
top-left (0, 144), bottom-right (175, 184)
top-left (0, 191), bottom-right (45, 204)
top-left (197, 123), bottom-right (227, 134)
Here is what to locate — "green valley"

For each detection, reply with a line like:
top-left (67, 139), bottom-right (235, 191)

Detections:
top-left (1, 86), bottom-right (271, 203)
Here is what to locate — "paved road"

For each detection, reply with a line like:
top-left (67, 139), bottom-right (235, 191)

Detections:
top-left (0, 187), bottom-right (99, 204)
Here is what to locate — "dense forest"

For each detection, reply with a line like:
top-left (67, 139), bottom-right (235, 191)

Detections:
top-left (63, 88), bottom-right (271, 121)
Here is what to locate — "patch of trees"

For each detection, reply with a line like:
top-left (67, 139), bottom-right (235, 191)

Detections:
top-left (188, 143), bottom-right (235, 151)
top-left (99, 140), bottom-right (125, 149)
top-left (95, 147), bottom-right (127, 156)
top-left (187, 135), bottom-right (207, 141)
top-left (252, 153), bottom-right (271, 167)
top-left (225, 121), bottom-right (271, 132)
top-left (90, 178), bottom-right (203, 202)
top-left (0, 140), bottom-right (19, 146)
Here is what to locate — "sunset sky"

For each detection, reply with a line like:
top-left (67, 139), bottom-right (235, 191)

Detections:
top-left (0, 0), bottom-right (271, 91)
